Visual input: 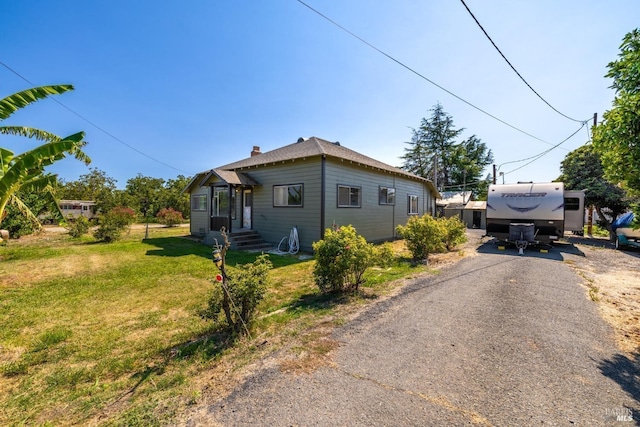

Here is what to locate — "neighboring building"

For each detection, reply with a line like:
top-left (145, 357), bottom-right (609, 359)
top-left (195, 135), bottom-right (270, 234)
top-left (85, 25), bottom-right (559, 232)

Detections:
top-left (463, 200), bottom-right (486, 229)
top-left (438, 191), bottom-right (472, 219)
top-left (184, 137), bottom-right (439, 252)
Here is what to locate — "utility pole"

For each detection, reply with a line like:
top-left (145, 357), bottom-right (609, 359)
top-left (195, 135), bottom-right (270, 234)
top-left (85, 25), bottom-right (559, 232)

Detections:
top-left (587, 113), bottom-right (597, 235)
top-left (434, 154), bottom-right (438, 191)
top-left (462, 169), bottom-right (467, 203)
top-left (492, 164), bottom-right (497, 185)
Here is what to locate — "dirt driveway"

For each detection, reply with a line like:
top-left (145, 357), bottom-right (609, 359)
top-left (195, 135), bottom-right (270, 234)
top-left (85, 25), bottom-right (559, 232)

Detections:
top-left (562, 234), bottom-right (640, 356)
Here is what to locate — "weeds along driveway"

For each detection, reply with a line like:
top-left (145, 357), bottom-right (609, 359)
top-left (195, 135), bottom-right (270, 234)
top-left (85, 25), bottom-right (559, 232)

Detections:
top-left (180, 234), bottom-right (638, 426)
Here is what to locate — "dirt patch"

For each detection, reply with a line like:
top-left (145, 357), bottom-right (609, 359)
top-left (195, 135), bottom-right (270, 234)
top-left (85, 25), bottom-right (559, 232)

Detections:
top-left (564, 235), bottom-right (640, 356)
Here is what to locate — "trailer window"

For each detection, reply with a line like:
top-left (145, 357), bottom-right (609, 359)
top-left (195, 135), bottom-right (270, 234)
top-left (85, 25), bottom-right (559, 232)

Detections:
top-left (564, 197), bottom-right (580, 211)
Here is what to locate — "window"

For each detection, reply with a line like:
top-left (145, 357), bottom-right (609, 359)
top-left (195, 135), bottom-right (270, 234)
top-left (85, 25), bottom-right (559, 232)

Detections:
top-left (408, 195), bottom-right (419, 215)
top-left (338, 185), bottom-right (361, 207)
top-left (274, 184), bottom-right (303, 207)
top-left (213, 187), bottom-right (230, 216)
top-left (191, 194), bottom-right (207, 211)
top-left (564, 197), bottom-right (580, 211)
top-left (379, 186), bottom-right (395, 205)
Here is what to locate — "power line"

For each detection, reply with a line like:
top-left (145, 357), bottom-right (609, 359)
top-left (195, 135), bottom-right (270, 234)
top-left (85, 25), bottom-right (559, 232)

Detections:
top-left (295, 0), bottom-right (576, 149)
top-left (0, 60), bottom-right (195, 176)
top-left (501, 121), bottom-right (586, 176)
top-left (458, 0), bottom-right (587, 124)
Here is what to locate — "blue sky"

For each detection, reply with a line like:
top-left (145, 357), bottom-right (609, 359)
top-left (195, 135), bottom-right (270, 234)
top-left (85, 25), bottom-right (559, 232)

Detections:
top-left (1, 1), bottom-right (638, 189)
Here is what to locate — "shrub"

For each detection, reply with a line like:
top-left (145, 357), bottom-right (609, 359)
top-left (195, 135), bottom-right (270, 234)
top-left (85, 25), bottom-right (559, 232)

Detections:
top-left (201, 254), bottom-right (272, 334)
top-left (94, 206), bottom-right (136, 243)
top-left (374, 242), bottom-right (395, 268)
top-left (312, 225), bottom-right (375, 293)
top-left (66, 215), bottom-right (90, 238)
top-left (396, 214), bottom-right (469, 263)
top-left (442, 215), bottom-right (468, 251)
top-left (396, 214), bottom-right (446, 264)
top-left (156, 208), bottom-right (184, 227)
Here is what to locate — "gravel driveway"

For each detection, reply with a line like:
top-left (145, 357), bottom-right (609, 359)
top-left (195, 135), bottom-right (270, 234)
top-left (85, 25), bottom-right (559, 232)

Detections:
top-left (181, 232), bottom-right (639, 426)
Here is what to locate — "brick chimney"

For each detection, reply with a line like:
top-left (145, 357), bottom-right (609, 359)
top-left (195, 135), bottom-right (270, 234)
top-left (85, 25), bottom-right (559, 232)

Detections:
top-left (250, 146), bottom-right (261, 157)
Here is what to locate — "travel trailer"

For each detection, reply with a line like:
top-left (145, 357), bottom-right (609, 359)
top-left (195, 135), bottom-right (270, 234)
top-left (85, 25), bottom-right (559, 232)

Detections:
top-left (486, 182), bottom-right (584, 247)
top-left (58, 200), bottom-right (97, 222)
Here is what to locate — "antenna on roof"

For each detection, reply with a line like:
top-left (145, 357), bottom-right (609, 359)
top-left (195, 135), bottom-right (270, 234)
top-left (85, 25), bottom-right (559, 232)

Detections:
top-left (297, 137), bottom-right (305, 143)
top-left (334, 141), bottom-right (340, 146)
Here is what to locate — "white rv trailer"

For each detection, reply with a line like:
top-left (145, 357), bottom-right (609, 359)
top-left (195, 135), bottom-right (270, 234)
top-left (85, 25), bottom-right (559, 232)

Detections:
top-left (59, 200), bottom-right (97, 221)
top-left (486, 182), bottom-right (584, 244)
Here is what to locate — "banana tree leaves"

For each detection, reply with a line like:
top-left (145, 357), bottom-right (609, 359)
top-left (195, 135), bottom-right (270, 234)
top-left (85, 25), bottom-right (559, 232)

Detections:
top-left (0, 85), bottom-right (73, 120)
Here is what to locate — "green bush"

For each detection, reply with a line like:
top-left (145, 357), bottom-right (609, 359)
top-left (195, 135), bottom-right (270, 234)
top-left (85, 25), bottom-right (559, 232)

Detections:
top-left (442, 215), bottom-right (468, 251)
top-left (66, 215), bottom-right (90, 238)
top-left (374, 242), bottom-right (395, 268)
top-left (156, 208), bottom-right (184, 227)
top-left (396, 215), bottom-right (446, 263)
top-left (312, 225), bottom-right (375, 293)
top-left (93, 206), bottom-right (136, 243)
top-left (201, 254), bottom-right (272, 333)
top-left (2, 203), bottom-right (37, 239)
top-left (396, 215), bottom-right (468, 263)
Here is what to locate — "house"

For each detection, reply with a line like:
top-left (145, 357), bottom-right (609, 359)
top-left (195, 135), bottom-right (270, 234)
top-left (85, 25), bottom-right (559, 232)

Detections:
top-left (184, 137), bottom-right (439, 252)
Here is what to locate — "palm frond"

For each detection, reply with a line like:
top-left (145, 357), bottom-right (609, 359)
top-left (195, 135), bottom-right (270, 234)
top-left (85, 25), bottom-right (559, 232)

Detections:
top-left (0, 126), bottom-right (63, 143)
top-left (9, 195), bottom-right (42, 232)
top-left (0, 85), bottom-right (74, 120)
top-left (0, 147), bottom-right (14, 176)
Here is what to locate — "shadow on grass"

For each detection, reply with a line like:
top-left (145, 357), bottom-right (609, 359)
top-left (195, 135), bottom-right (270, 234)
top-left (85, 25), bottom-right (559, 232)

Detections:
top-left (143, 236), bottom-right (212, 259)
top-left (122, 330), bottom-right (237, 400)
top-left (143, 236), bottom-right (310, 269)
top-left (285, 288), bottom-right (378, 315)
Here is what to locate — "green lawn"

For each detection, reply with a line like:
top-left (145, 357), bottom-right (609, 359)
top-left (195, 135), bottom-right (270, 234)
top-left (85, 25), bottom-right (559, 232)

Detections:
top-left (0, 226), bottom-right (429, 426)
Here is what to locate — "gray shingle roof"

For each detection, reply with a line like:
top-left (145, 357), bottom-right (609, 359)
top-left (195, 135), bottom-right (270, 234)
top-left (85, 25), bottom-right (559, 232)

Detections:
top-left (203, 169), bottom-right (260, 186)
top-left (220, 136), bottom-right (430, 183)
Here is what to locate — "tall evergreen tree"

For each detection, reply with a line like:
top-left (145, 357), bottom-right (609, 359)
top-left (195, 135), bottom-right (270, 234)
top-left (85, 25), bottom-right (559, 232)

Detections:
top-left (401, 103), bottom-right (493, 196)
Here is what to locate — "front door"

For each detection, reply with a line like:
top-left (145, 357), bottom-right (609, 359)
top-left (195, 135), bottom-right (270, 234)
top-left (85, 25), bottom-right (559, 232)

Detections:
top-left (242, 189), bottom-right (252, 229)
top-left (473, 210), bottom-right (482, 228)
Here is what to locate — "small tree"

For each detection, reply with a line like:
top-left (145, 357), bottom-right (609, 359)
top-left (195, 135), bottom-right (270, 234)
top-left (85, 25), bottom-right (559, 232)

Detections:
top-left (66, 215), bottom-right (90, 238)
top-left (156, 207), bottom-right (184, 227)
top-left (312, 225), bottom-right (375, 293)
top-left (201, 253), bottom-right (272, 334)
top-left (396, 215), bottom-right (446, 264)
top-left (93, 206), bottom-right (136, 242)
top-left (442, 216), bottom-right (467, 251)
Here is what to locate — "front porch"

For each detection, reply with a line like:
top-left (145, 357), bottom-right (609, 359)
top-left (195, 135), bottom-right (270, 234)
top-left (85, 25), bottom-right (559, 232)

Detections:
top-left (204, 228), bottom-right (272, 251)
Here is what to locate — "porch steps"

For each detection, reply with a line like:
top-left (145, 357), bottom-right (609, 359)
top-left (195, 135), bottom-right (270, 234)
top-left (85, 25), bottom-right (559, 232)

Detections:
top-left (227, 229), bottom-right (272, 251)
